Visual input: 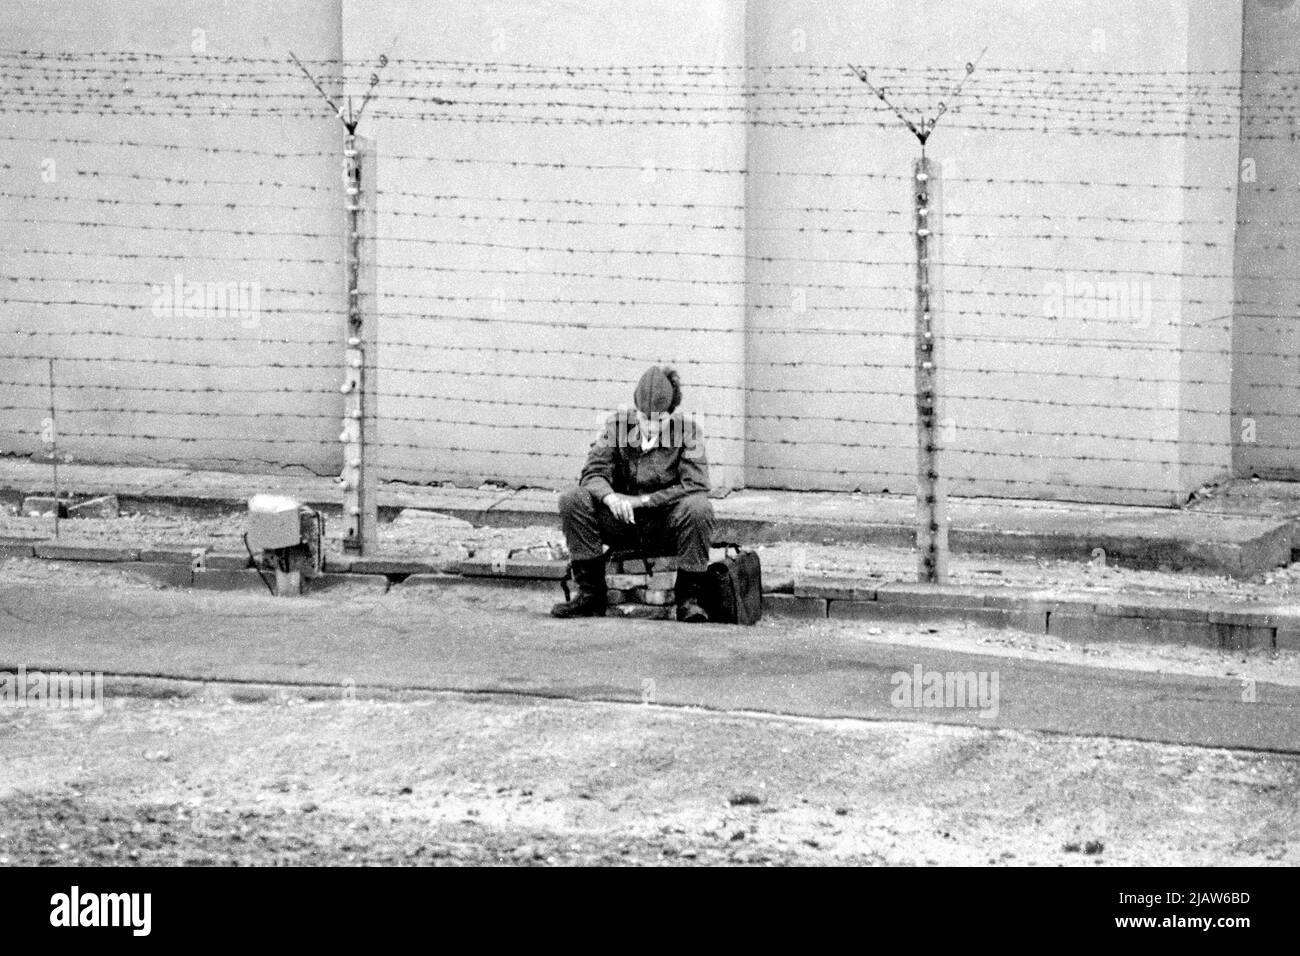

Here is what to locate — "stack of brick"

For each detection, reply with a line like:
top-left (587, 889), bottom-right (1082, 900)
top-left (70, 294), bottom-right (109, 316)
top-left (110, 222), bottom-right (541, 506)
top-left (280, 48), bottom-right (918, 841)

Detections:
top-left (605, 556), bottom-right (678, 619)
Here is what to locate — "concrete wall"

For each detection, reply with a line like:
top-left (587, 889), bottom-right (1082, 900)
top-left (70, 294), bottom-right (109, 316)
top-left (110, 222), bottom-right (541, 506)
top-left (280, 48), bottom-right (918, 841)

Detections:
top-left (1234, 0), bottom-right (1300, 480)
top-left (0, 0), bottom-right (1253, 504)
top-left (0, 0), bottom-right (345, 476)
top-left (1177, 0), bottom-right (1243, 496)
top-left (342, 0), bottom-right (749, 493)
top-left (745, 0), bottom-right (1241, 504)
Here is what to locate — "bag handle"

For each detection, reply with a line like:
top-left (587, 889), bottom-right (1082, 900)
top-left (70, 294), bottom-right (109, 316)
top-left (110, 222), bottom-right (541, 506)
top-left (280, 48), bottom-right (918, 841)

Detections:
top-left (711, 540), bottom-right (744, 556)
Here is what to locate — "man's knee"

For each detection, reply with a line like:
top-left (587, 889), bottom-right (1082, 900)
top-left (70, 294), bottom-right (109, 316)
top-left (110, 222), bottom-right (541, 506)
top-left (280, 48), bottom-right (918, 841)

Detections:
top-left (558, 486), bottom-right (594, 519)
top-left (670, 494), bottom-right (714, 528)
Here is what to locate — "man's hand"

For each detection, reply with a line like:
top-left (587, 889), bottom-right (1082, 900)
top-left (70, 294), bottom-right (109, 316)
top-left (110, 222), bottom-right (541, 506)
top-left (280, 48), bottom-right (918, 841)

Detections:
top-left (603, 493), bottom-right (637, 524)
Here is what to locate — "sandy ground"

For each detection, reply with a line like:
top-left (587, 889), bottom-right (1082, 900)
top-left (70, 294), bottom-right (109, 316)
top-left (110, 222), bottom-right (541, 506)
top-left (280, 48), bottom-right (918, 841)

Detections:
top-left (0, 690), bottom-right (1296, 867)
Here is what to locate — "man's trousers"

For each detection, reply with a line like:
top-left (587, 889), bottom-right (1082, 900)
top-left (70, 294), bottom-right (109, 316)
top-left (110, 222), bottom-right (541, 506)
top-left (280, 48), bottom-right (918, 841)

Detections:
top-left (557, 487), bottom-right (715, 572)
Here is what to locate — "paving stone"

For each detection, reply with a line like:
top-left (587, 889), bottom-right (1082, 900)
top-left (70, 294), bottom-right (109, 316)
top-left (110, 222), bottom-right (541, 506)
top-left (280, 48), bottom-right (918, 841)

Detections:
top-left (400, 573), bottom-right (556, 594)
top-left (645, 571), bottom-right (677, 590)
top-left (609, 603), bottom-right (673, 620)
top-left (1276, 628), bottom-right (1300, 652)
top-left (33, 543), bottom-right (139, 563)
top-left (140, 546), bottom-right (210, 565)
top-left (122, 562), bottom-right (194, 588)
top-left (1047, 613), bottom-right (1223, 648)
top-left (1207, 605), bottom-right (1300, 629)
top-left (0, 538), bottom-right (39, 558)
top-left (636, 587), bottom-right (676, 606)
top-left (606, 573), bottom-right (649, 590)
top-left (829, 601), bottom-right (1042, 632)
top-left (191, 569), bottom-right (270, 592)
top-left (458, 558), bottom-right (569, 580)
top-left (1218, 625), bottom-right (1274, 652)
top-left (204, 551), bottom-right (251, 570)
top-left (980, 589), bottom-right (1096, 615)
top-left (302, 573), bottom-right (389, 595)
top-left (874, 583), bottom-right (987, 609)
top-left (762, 594), bottom-right (828, 619)
top-left (347, 558), bottom-right (437, 576)
top-left (793, 577), bottom-right (878, 601)
top-left (1092, 596), bottom-right (1210, 622)
top-left (392, 572), bottom-right (461, 589)
top-left (616, 556), bottom-right (677, 574)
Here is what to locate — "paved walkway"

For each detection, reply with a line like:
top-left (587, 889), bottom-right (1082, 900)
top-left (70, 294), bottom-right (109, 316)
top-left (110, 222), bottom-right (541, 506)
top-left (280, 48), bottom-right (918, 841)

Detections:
top-left (3, 579), bottom-right (1296, 753)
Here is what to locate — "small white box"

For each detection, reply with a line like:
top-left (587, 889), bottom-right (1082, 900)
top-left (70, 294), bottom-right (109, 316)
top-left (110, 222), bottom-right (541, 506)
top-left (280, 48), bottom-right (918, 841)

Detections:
top-left (246, 494), bottom-right (306, 551)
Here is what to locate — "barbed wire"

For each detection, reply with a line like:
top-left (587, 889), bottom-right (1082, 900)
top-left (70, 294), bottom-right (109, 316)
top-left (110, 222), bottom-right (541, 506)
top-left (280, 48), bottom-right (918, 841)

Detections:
top-left (3, 51), bottom-right (1298, 501)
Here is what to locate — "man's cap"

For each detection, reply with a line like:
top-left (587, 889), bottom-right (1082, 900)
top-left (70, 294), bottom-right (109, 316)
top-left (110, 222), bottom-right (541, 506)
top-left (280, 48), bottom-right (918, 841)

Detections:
top-left (633, 365), bottom-right (681, 415)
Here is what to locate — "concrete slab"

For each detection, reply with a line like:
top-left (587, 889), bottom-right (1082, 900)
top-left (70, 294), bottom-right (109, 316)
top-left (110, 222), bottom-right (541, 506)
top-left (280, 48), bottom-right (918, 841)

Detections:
top-left (191, 569), bottom-right (269, 592)
top-left (398, 573), bottom-right (557, 595)
top-left (0, 537), bottom-right (40, 559)
top-left (875, 583), bottom-right (988, 609)
top-left (1206, 605), bottom-right (1300, 628)
top-left (456, 558), bottom-right (570, 580)
top-left (393, 572), bottom-right (461, 589)
top-left (122, 562), bottom-right (194, 588)
top-left (761, 594), bottom-right (828, 619)
top-left (793, 577), bottom-right (878, 601)
top-left (829, 601), bottom-right (1046, 633)
top-left (1047, 613), bottom-right (1224, 648)
top-left (33, 543), bottom-right (139, 563)
top-left (609, 604), bottom-right (672, 620)
top-left (139, 545), bottom-right (210, 565)
top-left (346, 558), bottom-right (437, 577)
top-left (302, 573), bottom-right (389, 596)
top-left (1277, 628), bottom-right (1300, 652)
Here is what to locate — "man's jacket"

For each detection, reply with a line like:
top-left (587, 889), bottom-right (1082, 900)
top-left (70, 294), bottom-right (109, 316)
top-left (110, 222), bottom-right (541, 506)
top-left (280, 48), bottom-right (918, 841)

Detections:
top-left (579, 408), bottom-right (710, 507)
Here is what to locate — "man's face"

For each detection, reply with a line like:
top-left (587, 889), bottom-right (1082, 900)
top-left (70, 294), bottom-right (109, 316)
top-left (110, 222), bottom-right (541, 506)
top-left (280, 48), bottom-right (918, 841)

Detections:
top-left (636, 410), bottom-right (661, 446)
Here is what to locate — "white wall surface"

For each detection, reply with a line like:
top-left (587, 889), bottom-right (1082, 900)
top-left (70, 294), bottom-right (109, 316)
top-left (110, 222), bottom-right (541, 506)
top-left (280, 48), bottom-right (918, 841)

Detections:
top-left (0, 0), bottom-right (1256, 504)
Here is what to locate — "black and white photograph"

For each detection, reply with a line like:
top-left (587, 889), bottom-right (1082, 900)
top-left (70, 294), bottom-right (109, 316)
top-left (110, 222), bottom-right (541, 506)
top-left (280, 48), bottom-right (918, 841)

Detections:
top-left (0, 0), bottom-right (1295, 927)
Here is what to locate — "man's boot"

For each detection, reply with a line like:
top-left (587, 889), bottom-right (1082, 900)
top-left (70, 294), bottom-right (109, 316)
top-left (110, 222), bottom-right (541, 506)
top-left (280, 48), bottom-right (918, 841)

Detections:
top-left (674, 570), bottom-right (710, 623)
top-left (550, 556), bottom-right (608, 618)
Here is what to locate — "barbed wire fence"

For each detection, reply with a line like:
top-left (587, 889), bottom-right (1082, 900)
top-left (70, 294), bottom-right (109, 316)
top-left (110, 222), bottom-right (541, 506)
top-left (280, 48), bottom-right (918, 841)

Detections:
top-left (1, 50), bottom-right (1296, 566)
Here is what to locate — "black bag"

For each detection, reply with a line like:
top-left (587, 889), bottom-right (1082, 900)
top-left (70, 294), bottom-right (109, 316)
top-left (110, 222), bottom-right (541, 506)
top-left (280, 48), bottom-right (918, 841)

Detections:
top-left (703, 543), bottom-right (762, 626)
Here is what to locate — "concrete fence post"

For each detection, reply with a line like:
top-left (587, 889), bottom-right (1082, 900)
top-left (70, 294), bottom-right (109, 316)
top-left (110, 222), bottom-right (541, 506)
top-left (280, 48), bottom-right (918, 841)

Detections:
top-left (340, 133), bottom-right (378, 554)
top-left (913, 156), bottom-right (949, 583)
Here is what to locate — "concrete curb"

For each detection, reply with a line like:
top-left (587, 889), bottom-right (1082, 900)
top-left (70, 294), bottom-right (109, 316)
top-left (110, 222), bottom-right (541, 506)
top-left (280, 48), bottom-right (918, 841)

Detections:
top-left (4, 539), bottom-right (1297, 650)
top-left (781, 579), bottom-right (1299, 651)
top-left (4, 465), bottom-right (1293, 576)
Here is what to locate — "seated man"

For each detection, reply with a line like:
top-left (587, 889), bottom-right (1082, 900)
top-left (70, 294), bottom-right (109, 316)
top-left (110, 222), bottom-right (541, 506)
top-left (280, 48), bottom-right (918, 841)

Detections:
top-left (551, 365), bottom-right (715, 623)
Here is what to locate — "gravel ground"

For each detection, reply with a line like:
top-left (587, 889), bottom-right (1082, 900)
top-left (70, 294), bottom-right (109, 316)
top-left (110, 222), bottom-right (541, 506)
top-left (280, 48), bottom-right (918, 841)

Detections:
top-left (1, 692), bottom-right (1296, 866)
